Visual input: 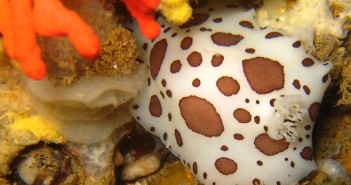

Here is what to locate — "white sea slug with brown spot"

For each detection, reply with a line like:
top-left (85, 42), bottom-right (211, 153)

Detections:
top-left (129, 0), bottom-right (332, 184)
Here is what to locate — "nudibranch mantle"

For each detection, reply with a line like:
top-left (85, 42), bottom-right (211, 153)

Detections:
top-left (130, 1), bottom-right (332, 184)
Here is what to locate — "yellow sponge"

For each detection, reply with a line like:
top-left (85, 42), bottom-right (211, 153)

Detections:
top-left (158, 0), bottom-right (192, 25)
top-left (9, 116), bottom-right (64, 144)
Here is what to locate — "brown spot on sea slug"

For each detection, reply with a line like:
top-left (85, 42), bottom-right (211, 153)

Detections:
top-left (149, 95), bottom-right (162, 117)
top-left (302, 58), bottom-right (314, 67)
top-left (216, 76), bottom-right (240, 96)
top-left (233, 133), bottom-right (244, 140)
top-left (215, 157), bottom-right (237, 175)
top-left (192, 78), bottom-right (201, 87)
top-left (150, 39), bottom-right (168, 79)
top-left (170, 60), bottom-right (182, 73)
top-left (243, 57), bottom-right (284, 94)
top-left (180, 13), bottom-right (210, 28)
top-left (211, 32), bottom-right (243, 46)
top-left (181, 37), bottom-right (193, 50)
top-left (308, 102), bottom-right (320, 121)
top-left (239, 20), bottom-right (254, 29)
top-left (175, 129), bottom-right (183, 147)
top-left (300, 146), bottom-right (313, 161)
top-left (179, 96), bottom-right (224, 137)
top-left (211, 54), bottom-right (224, 67)
top-left (233, 108), bottom-right (251, 123)
top-left (254, 133), bottom-right (289, 156)
top-left (187, 51), bottom-right (203, 67)
top-left (265, 32), bottom-right (283, 39)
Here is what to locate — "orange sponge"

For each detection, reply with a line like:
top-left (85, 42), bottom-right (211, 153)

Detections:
top-left (0, 0), bottom-right (100, 80)
top-left (121, 0), bottom-right (161, 39)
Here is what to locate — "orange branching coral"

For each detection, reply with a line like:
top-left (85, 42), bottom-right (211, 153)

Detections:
top-left (0, 0), bottom-right (100, 80)
top-left (121, 0), bottom-right (161, 39)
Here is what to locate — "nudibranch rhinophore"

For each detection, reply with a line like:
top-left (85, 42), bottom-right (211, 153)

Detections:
top-left (129, 0), bottom-right (332, 184)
